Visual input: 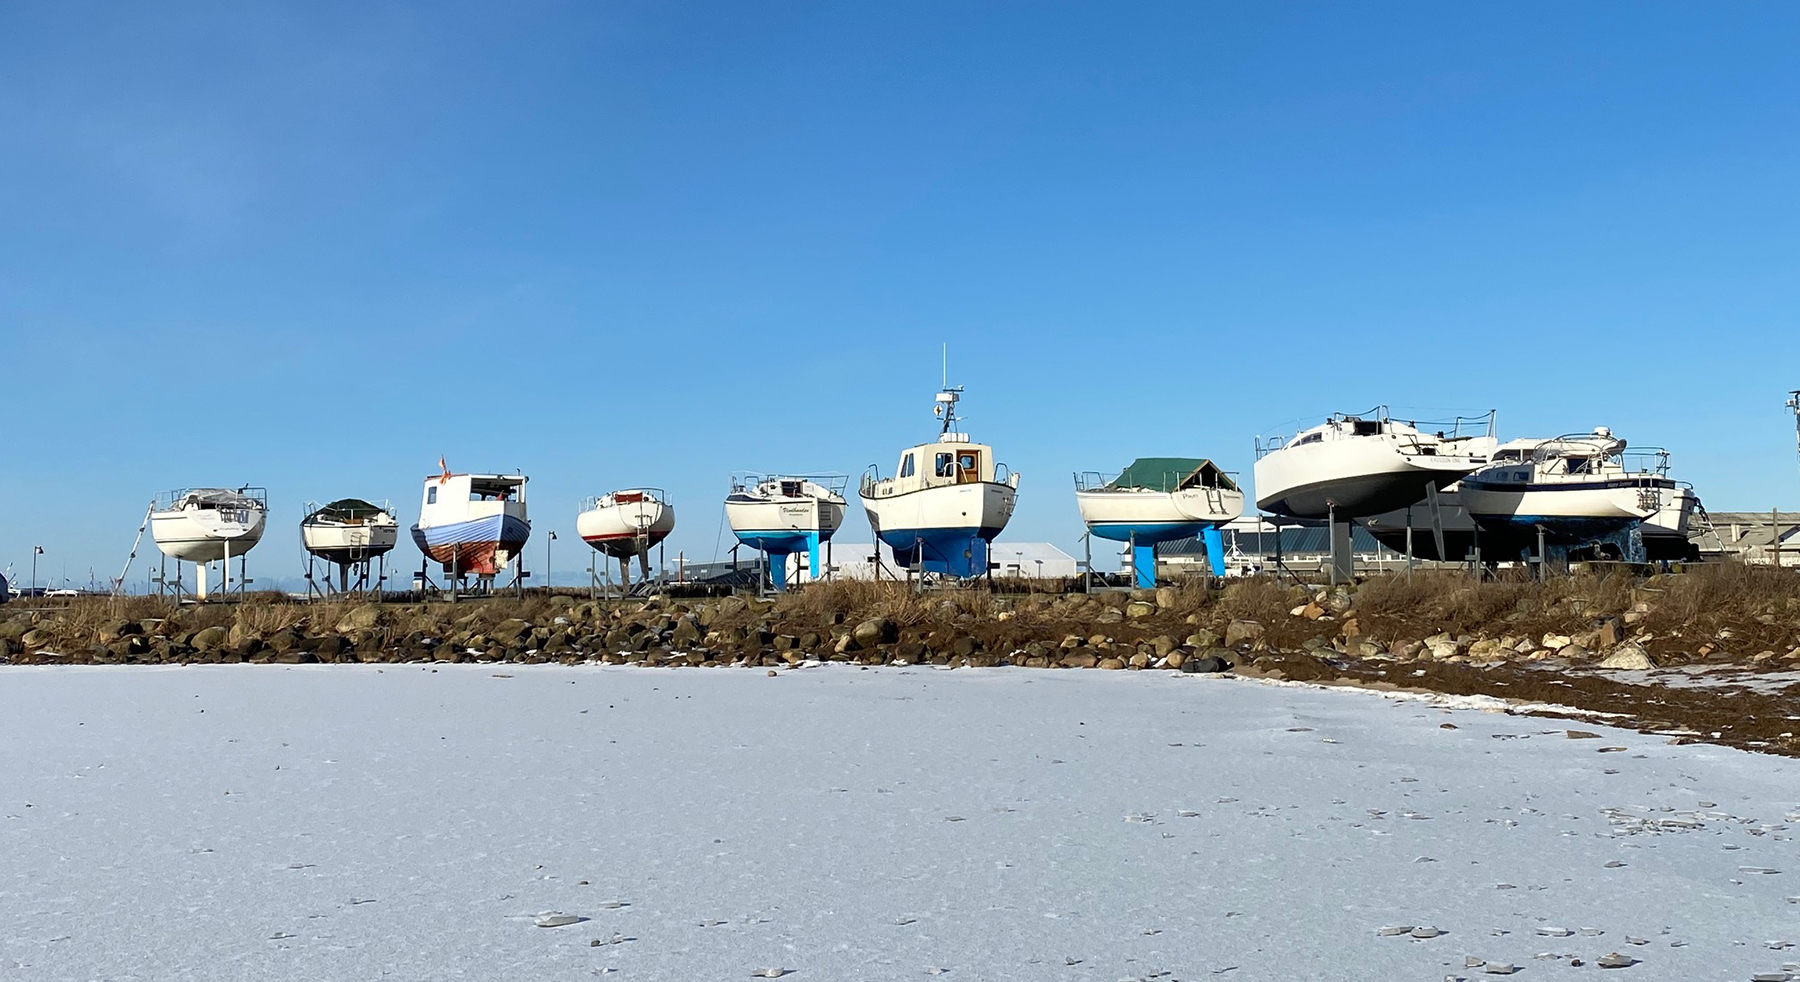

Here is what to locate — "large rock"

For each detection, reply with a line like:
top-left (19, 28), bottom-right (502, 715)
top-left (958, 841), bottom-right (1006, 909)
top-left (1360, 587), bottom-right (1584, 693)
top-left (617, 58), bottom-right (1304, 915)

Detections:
top-left (491, 619), bottom-right (533, 645)
top-left (334, 604), bottom-right (382, 634)
top-left (191, 626), bottom-right (229, 651)
top-left (1181, 651), bottom-right (1231, 674)
top-left (1598, 643), bottom-right (1655, 670)
top-left (851, 617), bottom-right (898, 647)
top-left (1124, 601), bottom-right (1156, 619)
top-left (1224, 619), bottom-right (1264, 647)
top-left (670, 615), bottom-right (702, 648)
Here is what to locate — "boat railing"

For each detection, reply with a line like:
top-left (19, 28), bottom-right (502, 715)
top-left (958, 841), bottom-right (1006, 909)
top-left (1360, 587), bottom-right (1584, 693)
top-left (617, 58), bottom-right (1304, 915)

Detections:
top-left (157, 487), bottom-right (268, 511)
top-left (580, 488), bottom-right (671, 513)
top-left (994, 462), bottom-right (1013, 485)
top-left (731, 472), bottom-right (850, 496)
top-left (1621, 448), bottom-right (1672, 476)
top-left (860, 465), bottom-right (883, 497)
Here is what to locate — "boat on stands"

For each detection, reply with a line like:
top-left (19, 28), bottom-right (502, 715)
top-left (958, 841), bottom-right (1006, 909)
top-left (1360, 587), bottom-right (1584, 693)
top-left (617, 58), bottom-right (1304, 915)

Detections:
top-left (150, 487), bottom-right (269, 598)
top-left (860, 386), bottom-right (1019, 578)
top-left (411, 463), bottom-right (530, 581)
top-left (1075, 458), bottom-right (1243, 543)
top-left (1459, 429), bottom-right (1671, 560)
top-left (302, 498), bottom-right (400, 591)
top-left (151, 487), bottom-right (269, 563)
top-left (1075, 458), bottom-right (1243, 586)
top-left (725, 474), bottom-right (847, 588)
top-left (1253, 408), bottom-right (1497, 520)
top-left (578, 489), bottom-right (676, 584)
top-left (301, 499), bottom-right (400, 565)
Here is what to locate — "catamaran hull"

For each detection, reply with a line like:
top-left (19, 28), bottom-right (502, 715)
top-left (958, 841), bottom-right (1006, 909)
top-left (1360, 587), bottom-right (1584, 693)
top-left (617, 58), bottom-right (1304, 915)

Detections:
top-left (862, 482), bottom-right (1016, 577)
top-left (411, 514), bottom-right (530, 576)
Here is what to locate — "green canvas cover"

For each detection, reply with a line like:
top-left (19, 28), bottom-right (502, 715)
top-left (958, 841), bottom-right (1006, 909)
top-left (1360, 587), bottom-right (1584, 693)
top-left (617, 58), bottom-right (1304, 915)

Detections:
top-left (1106, 458), bottom-right (1238, 493)
top-left (312, 498), bottom-right (387, 521)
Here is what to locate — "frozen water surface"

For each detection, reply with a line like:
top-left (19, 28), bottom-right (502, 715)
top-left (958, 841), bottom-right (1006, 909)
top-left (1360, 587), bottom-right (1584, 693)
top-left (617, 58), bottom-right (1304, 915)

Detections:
top-left (2, 664), bottom-right (1796, 980)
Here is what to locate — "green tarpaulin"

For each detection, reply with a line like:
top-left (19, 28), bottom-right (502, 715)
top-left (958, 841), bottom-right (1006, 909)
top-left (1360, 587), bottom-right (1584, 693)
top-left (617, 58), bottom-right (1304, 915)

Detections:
top-left (1106, 458), bottom-right (1238, 493)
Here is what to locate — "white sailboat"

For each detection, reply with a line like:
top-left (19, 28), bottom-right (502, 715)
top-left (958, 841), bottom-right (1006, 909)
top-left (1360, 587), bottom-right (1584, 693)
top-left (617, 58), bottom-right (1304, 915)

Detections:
top-left (860, 386), bottom-right (1019, 578)
top-left (150, 487), bottom-right (268, 599)
top-left (725, 474), bottom-right (847, 589)
top-left (578, 489), bottom-right (676, 586)
top-left (1253, 408), bottom-right (1497, 519)
top-left (1075, 458), bottom-right (1243, 587)
top-left (301, 499), bottom-right (400, 592)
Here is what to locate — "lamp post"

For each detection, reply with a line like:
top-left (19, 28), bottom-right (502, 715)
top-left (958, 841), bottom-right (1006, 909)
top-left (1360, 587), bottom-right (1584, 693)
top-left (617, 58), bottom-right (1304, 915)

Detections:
top-left (545, 531), bottom-right (557, 595)
top-left (32, 546), bottom-right (42, 595)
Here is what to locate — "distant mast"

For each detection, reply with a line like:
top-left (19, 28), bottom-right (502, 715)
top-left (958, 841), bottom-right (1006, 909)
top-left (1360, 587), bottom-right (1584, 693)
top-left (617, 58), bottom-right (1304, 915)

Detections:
top-left (1789, 390), bottom-right (1800, 477)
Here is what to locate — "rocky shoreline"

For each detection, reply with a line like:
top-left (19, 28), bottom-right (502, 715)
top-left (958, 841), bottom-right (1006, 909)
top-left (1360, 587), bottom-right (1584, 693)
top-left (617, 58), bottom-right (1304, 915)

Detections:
top-left (4, 569), bottom-right (1797, 756)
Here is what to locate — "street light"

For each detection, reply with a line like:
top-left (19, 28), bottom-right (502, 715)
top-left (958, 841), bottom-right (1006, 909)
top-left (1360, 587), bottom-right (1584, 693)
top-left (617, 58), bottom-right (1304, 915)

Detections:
top-left (32, 545), bottom-right (42, 595)
top-left (545, 531), bottom-right (557, 595)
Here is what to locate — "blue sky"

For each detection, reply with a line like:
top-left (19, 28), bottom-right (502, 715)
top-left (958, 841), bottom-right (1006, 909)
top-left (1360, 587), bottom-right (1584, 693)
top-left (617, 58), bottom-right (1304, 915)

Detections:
top-left (3, 2), bottom-right (1797, 589)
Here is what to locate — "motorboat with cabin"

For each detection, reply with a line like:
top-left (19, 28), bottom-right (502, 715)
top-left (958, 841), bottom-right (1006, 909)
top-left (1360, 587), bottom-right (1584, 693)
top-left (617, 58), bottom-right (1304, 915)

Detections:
top-left (149, 487), bottom-right (269, 599)
top-left (860, 386), bottom-right (1019, 578)
top-left (578, 489), bottom-right (676, 585)
top-left (411, 463), bottom-right (530, 582)
top-left (1075, 458), bottom-right (1243, 586)
top-left (301, 498), bottom-right (400, 592)
top-left (1253, 408), bottom-right (1497, 520)
top-left (1458, 428), bottom-right (1672, 560)
top-left (725, 474), bottom-right (847, 589)
top-left (1364, 463), bottom-right (1708, 565)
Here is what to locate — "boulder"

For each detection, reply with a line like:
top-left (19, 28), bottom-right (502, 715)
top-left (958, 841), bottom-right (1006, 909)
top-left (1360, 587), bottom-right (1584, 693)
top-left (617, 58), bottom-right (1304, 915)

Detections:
top-left (1597, 643), bottom-right (1655, 671)
top-left (491, 619), bottom-right (533, 645)
top-left (1062, 651), bottom-right (1099, 669)
top-left (851, 617), bottom-right (898, 647)
top-left (334, 605), bottom-right (382, 634)
top-left (1154, 586), bottom-right (1181, 609)
top-left (1125, 601), bottom-right (1156, 619)
top-left (1098, 657), bottom-right (1126, 670)
top-left (191, 626), bottom-right (229, 651)
top-left (1182, 652), bottom-right (1230, 674)
top-left (670, 615), bottom-right (702, 647)
top-left (1224, 619), bottom-right (1264, 647)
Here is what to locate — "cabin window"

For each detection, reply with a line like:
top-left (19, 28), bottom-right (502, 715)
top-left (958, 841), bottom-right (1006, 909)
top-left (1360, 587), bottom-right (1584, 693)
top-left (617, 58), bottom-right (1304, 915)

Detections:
top-left (427, 487), bottom-right (437, 505)
top-left (957, 451), bottom-right (980, 482)
top-left (1294, 433), bottom-right (1323, 447)
top-left (1352, 420), bottom-right (1382, 436)
top-left (935, 453), bottom-right (954, 477)
top-left (900, 454), bottom-right (915, 478)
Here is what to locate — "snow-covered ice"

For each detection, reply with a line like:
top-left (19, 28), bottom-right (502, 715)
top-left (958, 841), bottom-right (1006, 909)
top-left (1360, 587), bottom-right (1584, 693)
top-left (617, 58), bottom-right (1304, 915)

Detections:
top-left (2, 664), bottom-right (1797, 980)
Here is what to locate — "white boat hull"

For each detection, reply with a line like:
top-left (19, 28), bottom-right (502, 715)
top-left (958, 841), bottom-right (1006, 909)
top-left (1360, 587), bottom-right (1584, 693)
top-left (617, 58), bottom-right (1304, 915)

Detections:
top-left (151, 509), bottom-right (267, 564)
top-left (1255, 440), bottom-right (1488, 519)
top-left (1075, 486), bottom-right (1243, 541)
top-left (861, 481), bottom-right (1017, 577)
top-left (725, 496), bottom-right (846, 541)
top-left (301, 521), bottom-right (400, 561)
top-left (1461, 482), bottom-right (1660, 526)
top-left (579, 496), bottom-right (675, 558)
